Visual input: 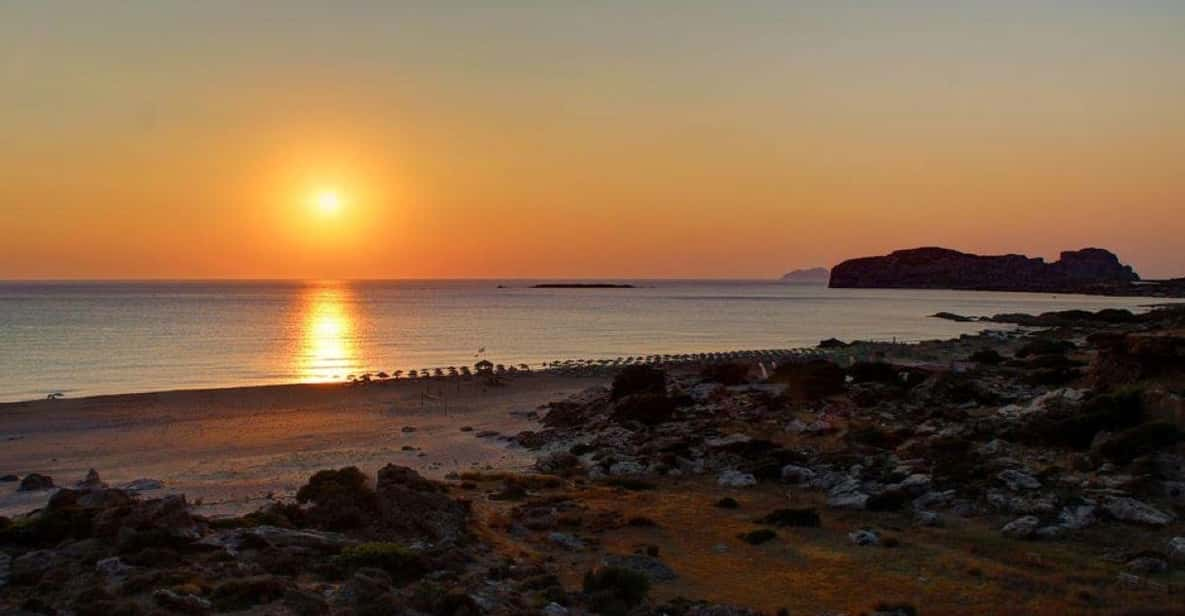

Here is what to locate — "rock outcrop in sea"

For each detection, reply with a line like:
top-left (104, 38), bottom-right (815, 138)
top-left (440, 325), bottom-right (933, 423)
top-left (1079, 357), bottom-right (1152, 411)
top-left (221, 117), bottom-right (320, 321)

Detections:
top-left (829, 246), bottom-right (1141, 294)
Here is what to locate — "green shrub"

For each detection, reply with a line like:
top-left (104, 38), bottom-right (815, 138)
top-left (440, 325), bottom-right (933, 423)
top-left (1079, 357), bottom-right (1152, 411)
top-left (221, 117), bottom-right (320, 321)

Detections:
top-left (210, 576), bottom-right (290, 611)
top-left (1034, 387), bottom-right (1144, 449)
top-left (758, 508), bottom-right (820, 528)
top-left (1093, 422), bottom-right (1182, 464)
top-left (738, 528), bottom-right (777, 545)
top-left (603, 477), bottom-right (657, 491)
top-left (582, 566), bottom-right (650, 615)
top-left (334, 543), bottom-right (423, 581)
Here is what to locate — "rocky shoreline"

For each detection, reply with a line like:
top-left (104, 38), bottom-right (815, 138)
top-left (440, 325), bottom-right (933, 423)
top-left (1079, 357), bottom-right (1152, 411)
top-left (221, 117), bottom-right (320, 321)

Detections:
top-left (3, 305), bottom-right (1185, 615)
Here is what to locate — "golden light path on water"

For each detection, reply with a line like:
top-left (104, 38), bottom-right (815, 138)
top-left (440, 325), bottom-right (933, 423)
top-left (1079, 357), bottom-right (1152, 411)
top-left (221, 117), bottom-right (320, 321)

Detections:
top-left (296, 284), bottom-right (362, 383)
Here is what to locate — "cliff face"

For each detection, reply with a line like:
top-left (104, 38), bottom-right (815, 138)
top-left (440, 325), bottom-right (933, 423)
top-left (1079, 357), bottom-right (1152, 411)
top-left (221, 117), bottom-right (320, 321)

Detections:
top-left (829, 247), bottom-right (1139, 293)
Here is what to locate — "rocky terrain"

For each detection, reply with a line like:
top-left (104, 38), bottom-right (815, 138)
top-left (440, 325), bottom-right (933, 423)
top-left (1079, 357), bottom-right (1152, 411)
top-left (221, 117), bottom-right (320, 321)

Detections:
top-left (3, 305), bottom-right (1185, 614)
top-left (827, 247), bottom-right (1184, 297)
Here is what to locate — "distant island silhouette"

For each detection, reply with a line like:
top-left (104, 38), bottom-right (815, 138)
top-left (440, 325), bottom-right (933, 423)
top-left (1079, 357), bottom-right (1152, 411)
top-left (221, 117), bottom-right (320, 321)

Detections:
top-left (780, 267), bottom-right (830, 283)
top-left (829, 246), bottom-right (1184, 297)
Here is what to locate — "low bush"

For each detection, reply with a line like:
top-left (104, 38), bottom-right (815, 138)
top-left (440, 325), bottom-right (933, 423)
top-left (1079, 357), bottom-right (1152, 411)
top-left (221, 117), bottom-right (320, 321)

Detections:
top-left (334, 543), bottom-right (424, 582)
top-left (583, 566), bottom-right (650, 615)
top-left (738, 528), bottom-right (777, 544)
top-left (758, 507), bottom-right (820, 528)
top-left (611, 365), bottom-right (666, 400)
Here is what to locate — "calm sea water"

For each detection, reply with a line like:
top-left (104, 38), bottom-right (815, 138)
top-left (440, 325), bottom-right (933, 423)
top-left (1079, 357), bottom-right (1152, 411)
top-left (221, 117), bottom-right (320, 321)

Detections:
top-left (0, 280), bottom-right (1172, 402)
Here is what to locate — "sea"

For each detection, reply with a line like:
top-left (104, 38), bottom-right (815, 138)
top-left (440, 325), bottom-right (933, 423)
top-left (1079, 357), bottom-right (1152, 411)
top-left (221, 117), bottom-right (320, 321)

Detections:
top-left (0, 280), bottom-right (1173, 402)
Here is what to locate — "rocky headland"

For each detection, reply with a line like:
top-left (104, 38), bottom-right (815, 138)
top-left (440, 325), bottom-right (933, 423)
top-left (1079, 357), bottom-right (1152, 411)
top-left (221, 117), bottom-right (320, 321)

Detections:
top-left (4, 304), bottom-right (1185, 614)
top-left (828, 247), bottom-right (1185, 297)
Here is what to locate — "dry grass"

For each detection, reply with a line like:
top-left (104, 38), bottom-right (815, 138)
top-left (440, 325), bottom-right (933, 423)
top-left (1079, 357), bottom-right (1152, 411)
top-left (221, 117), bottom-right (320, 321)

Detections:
top-left (470, 475), bottom-right (1184, 615)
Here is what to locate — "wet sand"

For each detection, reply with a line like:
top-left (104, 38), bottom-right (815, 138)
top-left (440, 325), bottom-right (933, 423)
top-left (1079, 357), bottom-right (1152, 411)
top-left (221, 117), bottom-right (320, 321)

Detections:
top-left (0, 374), bottom-right (603, 517)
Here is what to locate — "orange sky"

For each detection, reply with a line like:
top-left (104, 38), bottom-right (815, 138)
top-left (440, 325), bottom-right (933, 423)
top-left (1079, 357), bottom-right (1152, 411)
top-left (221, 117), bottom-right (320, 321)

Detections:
top-left (1, 2), bottom-right (1183, 279)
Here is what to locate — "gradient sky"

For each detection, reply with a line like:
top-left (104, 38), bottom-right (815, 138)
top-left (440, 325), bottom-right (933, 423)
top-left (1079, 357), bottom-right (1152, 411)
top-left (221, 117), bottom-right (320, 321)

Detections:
top-left (2, 1), bottom-right (1183, 279)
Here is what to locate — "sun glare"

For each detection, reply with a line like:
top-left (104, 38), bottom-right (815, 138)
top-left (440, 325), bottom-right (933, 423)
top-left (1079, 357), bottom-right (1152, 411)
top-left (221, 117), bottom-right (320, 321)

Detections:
top-left (314, 190), bottom-right (342, 215)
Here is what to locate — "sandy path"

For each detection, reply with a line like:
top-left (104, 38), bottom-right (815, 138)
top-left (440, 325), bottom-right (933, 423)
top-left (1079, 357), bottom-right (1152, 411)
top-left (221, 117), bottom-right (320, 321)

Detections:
top-left (0, 375), bottom-right (602, 517)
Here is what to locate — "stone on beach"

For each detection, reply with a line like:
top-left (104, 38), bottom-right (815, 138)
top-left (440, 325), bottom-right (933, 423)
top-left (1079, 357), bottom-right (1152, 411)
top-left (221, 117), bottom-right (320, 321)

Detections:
top-left (717, 470), bottom-right (757, 488)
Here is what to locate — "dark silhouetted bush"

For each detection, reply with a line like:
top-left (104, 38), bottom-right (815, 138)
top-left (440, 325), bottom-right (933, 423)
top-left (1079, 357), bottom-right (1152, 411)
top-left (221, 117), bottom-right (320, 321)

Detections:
top-left (738, 528), bottom-right (777, 544)
top-left (611, 393), bottom-right (676, 425)
top-left (770, 360), bottom-right (845, 401)
top-left (295, 466), bottom-right (377, 530)
top-left (611, 365), bottom-right (666, 400)
top-left (700, 362), bottom-right (751, 386)
top-left (583, 566), bottom-right (650, 615)
top-left (1093, 422), bottom-right (1182, 464)
top-left (968, 349), bottom-right (1003, 364)
top-left (758, 507), bottom-right (820, 527)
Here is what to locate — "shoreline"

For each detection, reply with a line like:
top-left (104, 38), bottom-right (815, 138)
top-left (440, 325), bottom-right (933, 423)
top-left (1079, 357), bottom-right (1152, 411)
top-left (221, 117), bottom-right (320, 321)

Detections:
top-left (0, 372), bottom-right (607, 518)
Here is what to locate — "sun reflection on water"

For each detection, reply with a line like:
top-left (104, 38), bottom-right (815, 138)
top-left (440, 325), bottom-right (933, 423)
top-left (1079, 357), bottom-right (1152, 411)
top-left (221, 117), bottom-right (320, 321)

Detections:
top-left (298, 285), bottom-right (361, 383)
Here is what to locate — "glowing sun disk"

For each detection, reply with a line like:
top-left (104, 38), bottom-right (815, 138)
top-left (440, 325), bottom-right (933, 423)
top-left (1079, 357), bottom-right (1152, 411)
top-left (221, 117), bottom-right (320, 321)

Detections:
top-left (315, 190), bottom-right (342, 215)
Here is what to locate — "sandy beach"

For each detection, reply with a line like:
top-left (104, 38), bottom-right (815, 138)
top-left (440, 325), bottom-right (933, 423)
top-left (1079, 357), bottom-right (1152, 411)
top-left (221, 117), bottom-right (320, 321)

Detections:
top-left (0, 374), bottom-right (603, 518)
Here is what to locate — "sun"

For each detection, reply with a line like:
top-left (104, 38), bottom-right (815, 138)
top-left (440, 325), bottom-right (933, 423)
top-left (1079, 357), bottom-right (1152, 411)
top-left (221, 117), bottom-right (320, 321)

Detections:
top-left (314, 189), bottom-right (343, 215)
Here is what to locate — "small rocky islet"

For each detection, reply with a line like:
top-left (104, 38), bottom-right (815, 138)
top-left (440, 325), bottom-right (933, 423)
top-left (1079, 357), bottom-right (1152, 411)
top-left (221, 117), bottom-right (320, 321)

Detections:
top-left (3, 305), bottom-right (1185, 614)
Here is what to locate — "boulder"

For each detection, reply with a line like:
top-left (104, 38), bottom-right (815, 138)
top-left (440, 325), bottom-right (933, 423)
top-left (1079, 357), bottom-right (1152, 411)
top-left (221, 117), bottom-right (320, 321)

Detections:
top-left (121, 478), bottom-right (164, 491)
top-left (717, 470), bottom-right (757, 488)
top-left (912, 511), bottom-right (943, 527)
top-left (95, 556), bottom-right (130, 582)
top-left (534, 452), bottom-right (585, 476)
top-left (1057, 504), bottom-right (1099, 530)
top-left (1102, 497), bottom-right (1175, 526)
top-left (848, 528), bottom-right (880, 546)
top-left (198, 525), bottom-right (355, 556)
top-left (1168, 537), bottom-right (1185, 566)
top-left (1001, 516), bottom-right (1040, 539)
top-left (17, 473), bottom-right (53, 491)
top-left (780, 464), bottom-right (816, 484)
top-left (827, 479), bottom-right (870, 510)
top-left (154, 588), bottom-right (214, 614)
top-left (997, 469), bottom-right (1042, 491)
top-left (77, 468), bottom-right (107, 489)
top-left (549, 532), bottom-right (584, 551)
top-left (986, 490), bottom-right (1058, 515)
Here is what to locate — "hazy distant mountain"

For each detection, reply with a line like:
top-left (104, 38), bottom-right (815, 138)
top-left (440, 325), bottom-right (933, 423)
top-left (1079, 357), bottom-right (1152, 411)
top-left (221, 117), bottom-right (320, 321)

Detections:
top-left (780, 267), bottom-right (830, 283)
